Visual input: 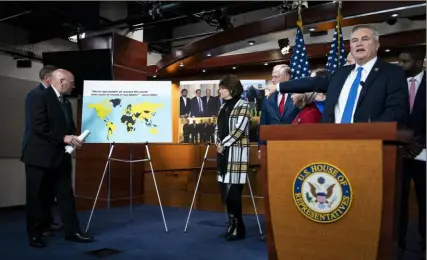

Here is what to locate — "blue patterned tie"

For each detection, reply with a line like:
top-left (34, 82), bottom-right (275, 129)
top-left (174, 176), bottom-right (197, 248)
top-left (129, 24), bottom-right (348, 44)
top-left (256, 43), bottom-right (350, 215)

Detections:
top-left (341, 67), bottom-right (363, 123)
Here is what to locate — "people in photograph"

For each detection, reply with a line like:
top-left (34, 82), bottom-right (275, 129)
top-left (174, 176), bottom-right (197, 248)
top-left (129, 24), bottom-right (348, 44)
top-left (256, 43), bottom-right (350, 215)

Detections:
top-left (203, 89), bottom-right (217, 117)
top-left (290, 91), bottom-right (322, 124)
top-left (255, 84), bottom-right (265, 117)
top-left (190, 120), bottom-right (199, 143)
top-left (214, 88), bottom-right (224, 115)
top-left (182, 119), bottom-right (190, 143)
top-left (190, 89), bottom-right (204, 117)
top-left (180, 89), bottom-right (191, 117)
top-left (397, 48), bottom-right (426, 257)
top-left (215, 74), bottom-right (251, 241)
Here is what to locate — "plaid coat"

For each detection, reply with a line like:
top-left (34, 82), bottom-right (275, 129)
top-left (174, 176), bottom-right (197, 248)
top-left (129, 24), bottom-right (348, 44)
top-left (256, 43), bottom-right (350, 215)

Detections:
top-left (215, 99), bottom-right (251, 184)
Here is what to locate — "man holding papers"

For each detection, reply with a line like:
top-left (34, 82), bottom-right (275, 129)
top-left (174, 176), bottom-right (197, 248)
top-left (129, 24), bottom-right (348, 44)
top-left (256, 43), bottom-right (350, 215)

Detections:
top-left (397, 48), bottom-right (426, 257)
top-left (267, 24), bottom-right (409, 124)
top-left (21, 69), bottom-right (94, 247)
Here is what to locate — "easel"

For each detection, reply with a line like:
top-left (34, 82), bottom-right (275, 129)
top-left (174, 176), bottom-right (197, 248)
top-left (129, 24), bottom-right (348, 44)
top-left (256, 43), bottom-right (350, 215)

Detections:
top-left (85, 142), bottom-right (168, 233)
top-left (184, 143), bottom-right (264, 240)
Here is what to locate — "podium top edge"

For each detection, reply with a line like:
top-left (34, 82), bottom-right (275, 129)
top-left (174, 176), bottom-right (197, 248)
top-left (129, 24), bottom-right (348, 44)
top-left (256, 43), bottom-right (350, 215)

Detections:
top-left (259, 122), bottom-right (412, 143)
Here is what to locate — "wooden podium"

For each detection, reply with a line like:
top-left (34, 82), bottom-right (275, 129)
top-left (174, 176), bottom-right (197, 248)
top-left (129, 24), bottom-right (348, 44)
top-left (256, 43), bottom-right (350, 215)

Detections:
top-left (259, 123), bottom-right (410, 260)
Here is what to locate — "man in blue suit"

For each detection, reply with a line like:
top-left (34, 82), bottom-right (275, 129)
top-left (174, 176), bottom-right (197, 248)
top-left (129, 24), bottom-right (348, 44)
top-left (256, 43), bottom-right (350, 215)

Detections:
top-left (267, 24), bottom-right (409, 124)
top-left (259, 64), bottom-right (299, 149)
top-left (22, 65), bottom-right (61, 237)
top-left (397, 48), bottom-right (426, 257)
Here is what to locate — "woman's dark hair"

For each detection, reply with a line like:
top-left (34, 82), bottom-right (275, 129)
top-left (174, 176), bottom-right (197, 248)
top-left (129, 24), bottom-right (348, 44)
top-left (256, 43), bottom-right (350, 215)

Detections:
top-left (219, 74), bottom-right (244, 98)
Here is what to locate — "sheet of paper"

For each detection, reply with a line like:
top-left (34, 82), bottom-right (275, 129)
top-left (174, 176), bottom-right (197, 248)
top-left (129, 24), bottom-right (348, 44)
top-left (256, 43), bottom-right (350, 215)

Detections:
top-left (415, 149), bottom-right (426, 162)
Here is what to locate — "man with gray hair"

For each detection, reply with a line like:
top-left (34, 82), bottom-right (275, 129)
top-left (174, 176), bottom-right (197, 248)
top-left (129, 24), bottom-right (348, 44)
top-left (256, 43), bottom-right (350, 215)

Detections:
top-left (259, 64), bottom-right (299, 149)
top-left (267, 24), bottom-right (409, 124)
top-left (22, 65), bottom-right (62, 238)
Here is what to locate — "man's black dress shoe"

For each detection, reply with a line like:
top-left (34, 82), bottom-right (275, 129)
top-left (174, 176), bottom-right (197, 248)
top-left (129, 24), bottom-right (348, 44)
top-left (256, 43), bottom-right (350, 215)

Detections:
top-left (65, 233), bottom-right (94, 243)
top-left (29, 237), bottom-right (46, 248)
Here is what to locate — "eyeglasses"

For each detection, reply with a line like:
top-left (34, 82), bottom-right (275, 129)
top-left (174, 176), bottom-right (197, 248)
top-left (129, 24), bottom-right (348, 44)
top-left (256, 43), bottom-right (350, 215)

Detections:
top-left (61, 79), bottom-right (75, 86)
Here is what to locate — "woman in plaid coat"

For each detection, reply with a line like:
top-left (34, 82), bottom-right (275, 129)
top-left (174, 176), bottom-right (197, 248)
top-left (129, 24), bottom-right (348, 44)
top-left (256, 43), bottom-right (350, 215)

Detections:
top-left (215, 75), bottom-right (251, 241)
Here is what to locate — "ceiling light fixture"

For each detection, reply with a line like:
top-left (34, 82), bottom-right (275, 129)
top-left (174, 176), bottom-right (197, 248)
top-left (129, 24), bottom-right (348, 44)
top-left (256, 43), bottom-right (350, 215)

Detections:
top-left (385, 49), bottom-right (390, 52)
top-left (264, 63), bottom-right (268, 66)
top-left (202, 69), bottom-right (206, 73)
top-left (391, 13), bottom-right (398, 17)
top-left (309, 28), bottom-right (315, 32)
top-left (232, 66), bottom-right (237, 70)
top-left (207, 53), bottom-right (212, 57)
top-left (179, 62), bottom-right (184, 67)
top-left (248, 40), bottom-right (255, 45)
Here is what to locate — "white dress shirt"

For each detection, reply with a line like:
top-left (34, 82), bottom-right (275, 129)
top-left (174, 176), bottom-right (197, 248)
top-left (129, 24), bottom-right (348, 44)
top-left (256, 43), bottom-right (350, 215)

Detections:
top-left (181, 96), bottom-right (187, 106)
top-left (334, 56), bottom-right (377, 123)
top-left (408, 70), bottom-right (425, 96)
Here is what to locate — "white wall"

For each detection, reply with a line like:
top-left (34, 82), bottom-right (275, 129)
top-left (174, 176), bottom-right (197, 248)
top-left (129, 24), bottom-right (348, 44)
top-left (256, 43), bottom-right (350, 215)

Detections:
top-left (0, 53), bottom-right (77, 208)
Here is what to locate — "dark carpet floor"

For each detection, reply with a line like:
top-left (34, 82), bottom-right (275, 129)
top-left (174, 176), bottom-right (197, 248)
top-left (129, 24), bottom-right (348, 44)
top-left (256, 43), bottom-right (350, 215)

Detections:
top-left (0, 205), bottom-right (423, 260)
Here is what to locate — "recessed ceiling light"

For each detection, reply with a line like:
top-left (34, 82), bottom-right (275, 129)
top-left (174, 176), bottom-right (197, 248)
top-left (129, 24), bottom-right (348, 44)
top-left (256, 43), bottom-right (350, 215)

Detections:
top-left (232, 66), bottom-right (237, 70)
top-left (309, 28), bottom-right (315, 32)
top-left (202, 69), bottom-right (206, 73)
top-left (207, 53), bottom-right (211, 57)
top-left (391, 13), bottom-right (398, 17)
top-left (153, 75), bottom-right (157, 78)
top-left (385, 49), bottom-right (390, 52)
top-left (179, 62), bottom-right (184, 67)
top-left (248, 41), bottom-right (255, 45)
top-left (264, 63), bottom-right (268, 66)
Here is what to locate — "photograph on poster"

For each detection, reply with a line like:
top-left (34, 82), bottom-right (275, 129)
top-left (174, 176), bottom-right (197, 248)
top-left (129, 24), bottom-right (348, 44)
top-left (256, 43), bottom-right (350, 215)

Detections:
top-left (178, 79), bottom-right (267, 143)
top-left (179, 79), bottom-right (267, 118)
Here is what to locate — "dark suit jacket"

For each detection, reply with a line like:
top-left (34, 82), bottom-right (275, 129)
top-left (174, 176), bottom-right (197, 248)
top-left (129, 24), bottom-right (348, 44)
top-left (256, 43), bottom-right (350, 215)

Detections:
top-left (21, 86), bottom-right (76, 168)
top-left (202, 96), bottom-right (216, 117)
top-left (179, 97), bottom-right (190, 116)
top-left (258, 92), bottom-right (299, 146)
top-left (190, 96), bottom-right (204, 117)
top-left (277, 59), bottom-right (410, 124)
top-left (408, 71), bottom-right (426, 147)
top-left (22, 84), bottom-right (45, 151)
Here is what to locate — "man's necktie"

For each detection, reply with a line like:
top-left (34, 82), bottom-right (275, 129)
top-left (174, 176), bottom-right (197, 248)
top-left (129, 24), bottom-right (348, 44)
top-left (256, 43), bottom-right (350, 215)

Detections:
top-left (341, 67), bottom-right (363, 123)
top-left (278, 93), bottom-right (285, 116)
top-left (198, 98), bottom-right (203, 113)
top-left (409, 77), bottom-right (416, 112)
top-left (59, 96), bottom-right (70, 125)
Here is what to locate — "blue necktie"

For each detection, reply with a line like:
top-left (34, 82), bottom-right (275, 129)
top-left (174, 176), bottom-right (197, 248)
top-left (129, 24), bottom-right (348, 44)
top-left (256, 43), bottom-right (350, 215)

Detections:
top-left (341, 67), bottom-right (363, 123)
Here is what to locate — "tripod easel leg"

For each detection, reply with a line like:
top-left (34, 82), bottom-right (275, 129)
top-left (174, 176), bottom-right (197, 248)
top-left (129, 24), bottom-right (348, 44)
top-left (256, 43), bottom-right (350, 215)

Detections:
top-left (246, 174), bottom-right (265, 240)
top-left (85, 143), bottom-right (115, 233)
top-left (184, 144), bottom-right (210, 233)
top-left (145, 143), bottom-right (168, 233)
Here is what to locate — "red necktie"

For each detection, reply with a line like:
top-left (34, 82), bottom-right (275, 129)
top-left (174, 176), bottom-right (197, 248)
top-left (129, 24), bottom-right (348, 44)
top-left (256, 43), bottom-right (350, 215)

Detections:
top-left (278, 94), bottom-right (285, 116)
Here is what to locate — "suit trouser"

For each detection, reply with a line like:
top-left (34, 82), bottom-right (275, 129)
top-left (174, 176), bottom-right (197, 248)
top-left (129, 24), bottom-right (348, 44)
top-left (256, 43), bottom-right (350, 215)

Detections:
top-left (398, 159), bottom-right (426, 249)
top-left (26, 154), bottom-right (80, 238)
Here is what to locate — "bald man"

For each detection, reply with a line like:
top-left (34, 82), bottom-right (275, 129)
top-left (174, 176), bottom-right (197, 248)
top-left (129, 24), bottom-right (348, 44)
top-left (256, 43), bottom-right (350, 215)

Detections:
top-left (22, 69), bottom-right (94, 247)
top-left (345, 52), bottom-right (355, 66)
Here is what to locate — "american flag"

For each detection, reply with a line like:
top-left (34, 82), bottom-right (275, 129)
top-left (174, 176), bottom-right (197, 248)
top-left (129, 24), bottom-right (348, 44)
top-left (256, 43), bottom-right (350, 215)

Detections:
top-left (326, 13), bottom-right (346, 73)
top-left (290, 23), bottom-right (310, 80)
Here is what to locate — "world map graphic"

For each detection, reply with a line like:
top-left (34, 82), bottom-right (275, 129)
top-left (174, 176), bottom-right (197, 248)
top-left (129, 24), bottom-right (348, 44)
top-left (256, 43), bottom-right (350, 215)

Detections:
top-left (82, 97), bottom-right (170, 143)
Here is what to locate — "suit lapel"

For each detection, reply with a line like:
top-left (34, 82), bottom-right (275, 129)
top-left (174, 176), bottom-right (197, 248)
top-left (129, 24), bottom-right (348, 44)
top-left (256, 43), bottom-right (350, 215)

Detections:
top-left (356, 59), bottom-right (382, 109)
top-left (281, 94), bottom-right (293, 119)
top-left (412, 72), bottom-right (426, 113)
top-left (46, 86), bottom-right (67, 122)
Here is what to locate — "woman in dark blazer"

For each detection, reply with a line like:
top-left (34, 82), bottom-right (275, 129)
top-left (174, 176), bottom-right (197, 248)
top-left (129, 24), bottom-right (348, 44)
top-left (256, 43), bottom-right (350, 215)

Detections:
top-left (215, 74), bottom-right (251, 241)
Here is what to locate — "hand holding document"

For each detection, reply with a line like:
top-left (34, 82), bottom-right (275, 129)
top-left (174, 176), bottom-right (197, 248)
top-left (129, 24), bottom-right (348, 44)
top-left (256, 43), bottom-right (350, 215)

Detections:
top-left (65, 130), bottom-right (91, 154)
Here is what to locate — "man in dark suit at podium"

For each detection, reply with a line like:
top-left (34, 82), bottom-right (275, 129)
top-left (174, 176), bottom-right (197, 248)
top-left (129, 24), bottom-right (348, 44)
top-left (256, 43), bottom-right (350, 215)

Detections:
top-left (267, 24), bottom-right (409, 124)
top-left (22, 69), bottom-right (94, 247)
top-left (397, 48), bottom-right (426, 257)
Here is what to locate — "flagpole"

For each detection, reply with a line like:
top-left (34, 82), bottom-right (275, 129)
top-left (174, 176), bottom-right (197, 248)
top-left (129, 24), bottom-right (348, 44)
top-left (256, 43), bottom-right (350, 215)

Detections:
top-left (337, 1), bottom-right (343, 66)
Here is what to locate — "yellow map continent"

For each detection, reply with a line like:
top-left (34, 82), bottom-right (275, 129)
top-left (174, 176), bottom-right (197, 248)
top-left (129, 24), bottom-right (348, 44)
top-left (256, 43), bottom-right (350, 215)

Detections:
top-left (132, 102), bottom-right (163, 120)
top-left (106, 121), bottom-right (116, 140)
top-left (149, 128), bottom-right (159, 135)
top-left (88, 99), bottom-right (112, 119)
